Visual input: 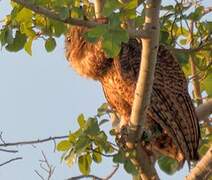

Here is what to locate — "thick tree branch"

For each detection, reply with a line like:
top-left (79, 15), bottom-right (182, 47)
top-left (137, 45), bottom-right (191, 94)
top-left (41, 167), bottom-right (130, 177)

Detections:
top-left (130, 0), bottom-right (161, 133)
top-left (94, 0), bottom-right (105, 18)
top-left (189, 21), bottom-right (203, 105)
top-left (127, 0), bottom-right (161, 179)
top-left (11, 0), bottom-right (99, 28)
top-left (10, 0), bottom-right (146, 38)
top-left (196, 98), bottom-right (212, 121)
top-left (185, 147), bottom-right (212, 180)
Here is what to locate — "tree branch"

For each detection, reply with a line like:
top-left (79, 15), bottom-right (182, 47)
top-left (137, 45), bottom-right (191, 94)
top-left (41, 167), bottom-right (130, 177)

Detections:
top-left (0, 148), bottom-right (18, 153)
top-left (127, 0), bottom-right (161, 179)
top-left (67, 175), bottom-right (103, 180)
top-left (171, 40), bottom-right (212, 54)
top-left (0, 157), bottom-right (23, 167)
top-left (185, 147), bottom-right (212, 180)
top-left (11, 0), bottom-right (99, 28)
top-left (189, 21), bottom-right (203, 105)
top-left (10, 0), bottom-right (146, 38)
top-left (94, 0), bottom-right (105, 18)
top-left (196, 98), bottom-right (212, 121)
top-left (67, 165), bottom-right (119, 180)
top-left (0, 135), bottom-right (68, 147)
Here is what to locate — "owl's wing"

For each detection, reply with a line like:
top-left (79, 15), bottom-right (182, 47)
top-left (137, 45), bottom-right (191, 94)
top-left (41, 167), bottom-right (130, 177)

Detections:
top-left (114, 41), bottom-right (200, 163)
top-left (154, 45), bottom-right (200, 162)
top-left (114, 39), bottom-right (141, 81)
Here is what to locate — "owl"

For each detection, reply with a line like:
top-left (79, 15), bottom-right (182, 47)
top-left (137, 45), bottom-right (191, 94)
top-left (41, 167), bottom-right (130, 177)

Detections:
top-left (65, 26), bottom-right (200, 166)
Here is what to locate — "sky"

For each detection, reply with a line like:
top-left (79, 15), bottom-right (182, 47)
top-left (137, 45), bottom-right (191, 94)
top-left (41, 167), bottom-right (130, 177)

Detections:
top-left (0, 1), bottom-right (210, 180)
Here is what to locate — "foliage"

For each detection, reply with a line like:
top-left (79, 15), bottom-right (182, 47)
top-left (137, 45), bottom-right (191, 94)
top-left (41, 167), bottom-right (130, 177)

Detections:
top-left (157, 156), bottom-right (179, 175)
top-left (0, 0), bottom-right (211, 177)
top-left (56, 103), bottom-right (138, 176)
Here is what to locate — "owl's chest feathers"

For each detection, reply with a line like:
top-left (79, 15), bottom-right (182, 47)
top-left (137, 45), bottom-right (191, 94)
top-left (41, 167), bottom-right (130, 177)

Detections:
top-left (70, 51), bottom-right (112, 80)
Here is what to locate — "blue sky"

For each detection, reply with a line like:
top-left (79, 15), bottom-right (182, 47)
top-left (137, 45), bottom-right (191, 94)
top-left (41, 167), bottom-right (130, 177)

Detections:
top-left (0, 1), bottom-right (210, 180)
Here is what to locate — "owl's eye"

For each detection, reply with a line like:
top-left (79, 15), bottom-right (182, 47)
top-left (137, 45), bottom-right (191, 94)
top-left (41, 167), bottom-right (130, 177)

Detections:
top-left (66, 35), bottom-right (71, 42)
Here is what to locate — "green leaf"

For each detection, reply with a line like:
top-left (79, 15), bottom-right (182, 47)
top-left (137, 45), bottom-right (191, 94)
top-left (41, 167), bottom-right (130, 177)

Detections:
top-left (6, 31), bottom-right (27, 52)
top-left (50, 20), bottom-right (67, 37)
top-left (84, 25), bottom-right (107, 43)
top-left (124, 159), bottom-right (138, 175)
top-left (59, 7), bottom-right (70, 20)
top-left (6, 28), bottom-right (14, 45)
top-left (69, 129), bottom-right (81, 143)
top-left (202, 72), bottom-right (212, 98)
top-left (77, 114), bottom-right (86, 128)
top-left (15, 8), bottom-right (33, 23)
top-left (20, 23), bottom-right (36, 38)
top-left (78, 154), bottom-right (92, 175)
top-left (84, 118), bottom-right (100, 136)
top-left (45, 37), bottom-right (56, 52)
top-left (175, 51), bottom-right (189, 66)
top-left (199, 143), bottom-right (210, 156)
top-left (57, 140), bottom-right (71, 151)
top-left (160, 30), bottom-right (169, 44)
top-left (0, 28), bottom-right (8, 46)
top-left (179, 38), bottom-right (188, 45)
top-left (92, 147), bottom-right (102, 163)
top-left (113, 151), bottom-right (125, 164)
top-left (97, 103), bottom-right (108, 116)
top-left (158, 156), bottom-right (179, 175)
top-left (123, 0), bottom-right (138, 10)
top-left (24, 37), bottom-right (33, 55)
top-left (71, 7), bottom-right (83, 18)
top-left (103, 0), bottom-right (122, 16)
top-left (102, 32), bottom-right (121, 58)
top-left (188, 6), bottom-right (204, 21)
top-left (94, 131), bottom-right (111, 152)
top-left (108, 13), bottom-right (121, 29)
top-left (75, 134), bottom-right (91, 153)
top-left (64, 149), bottom-right (76, 167)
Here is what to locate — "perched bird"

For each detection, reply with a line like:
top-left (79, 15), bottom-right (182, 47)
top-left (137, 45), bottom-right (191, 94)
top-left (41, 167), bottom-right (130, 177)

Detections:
top-left (65, 26), bottom-right (200, 166)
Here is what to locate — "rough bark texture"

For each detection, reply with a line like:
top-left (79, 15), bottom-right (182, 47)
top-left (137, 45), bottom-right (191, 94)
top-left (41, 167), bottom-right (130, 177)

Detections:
top-left (127, 0), bottom-right (161, 179)
top-left (186, 147), bottom-right (212, 180)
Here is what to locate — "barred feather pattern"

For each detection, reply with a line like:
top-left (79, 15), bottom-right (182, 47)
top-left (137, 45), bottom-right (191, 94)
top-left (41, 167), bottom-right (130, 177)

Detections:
top-left (65, 26), bottom-right (200, 165)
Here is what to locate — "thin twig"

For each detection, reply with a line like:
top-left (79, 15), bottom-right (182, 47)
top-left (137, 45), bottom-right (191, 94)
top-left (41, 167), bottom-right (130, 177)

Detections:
top-left (0, 148), bottom-right (18, 153)
top-left (67, 175), bottom-right (103, 180)
top-left (0, 135), bottom-right (68, 147)
top-left (0, 132), bottom-right (6, 144)
top-left (35, 151), bottom-right (55, 180)
top-left (104, 165), bottom-right (119, 180)
top-left (0, 157), bottom-right (23, 167)
top-left (67, 165), bottom-right (119, 180)
top-left (34, 170), bottom-right (45, 180)
top-left (90, 148), bottom-right (116, 157)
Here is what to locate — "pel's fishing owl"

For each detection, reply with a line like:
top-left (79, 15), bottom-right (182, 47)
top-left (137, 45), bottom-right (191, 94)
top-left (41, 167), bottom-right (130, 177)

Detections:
top-left (65, 26), bottom-right (200, 165)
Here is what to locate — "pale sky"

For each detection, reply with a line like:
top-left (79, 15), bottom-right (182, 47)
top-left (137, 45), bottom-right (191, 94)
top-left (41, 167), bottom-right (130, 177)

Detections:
top-left (0, 1), bottom-right (210, 180)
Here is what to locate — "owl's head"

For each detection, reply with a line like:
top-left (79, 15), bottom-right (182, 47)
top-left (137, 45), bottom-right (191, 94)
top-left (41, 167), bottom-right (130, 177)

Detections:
top-left (64, 26), bottom-right (106, 79)
top-left (65, 26), bottom-right (89, 61)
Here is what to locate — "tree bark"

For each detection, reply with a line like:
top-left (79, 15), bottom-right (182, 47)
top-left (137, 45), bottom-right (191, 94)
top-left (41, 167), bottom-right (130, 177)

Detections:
top-left (94, 0), bottom-right (105, 18)
top-left (186, 147), bottom-right (212, 180)
top-left (196, 98), bottom-right (212, 121)
top-left (127, 0), bottom-right (161, 179)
